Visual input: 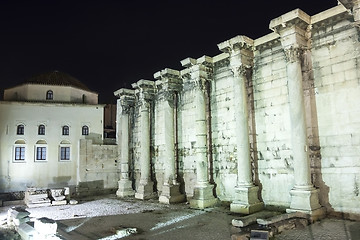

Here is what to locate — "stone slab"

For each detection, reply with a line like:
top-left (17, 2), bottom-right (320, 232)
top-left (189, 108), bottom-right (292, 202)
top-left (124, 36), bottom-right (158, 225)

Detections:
top-left (9, 207), bottom-right (30, 219)
top-left (232, 211), bottom-right (281, 227)
top-left (13, 216), bottom-right (30, 226)
top-left (257, 211), bottom-right (307, 225)
top-left (51, 200), bottom-right (67, 206)
top-left (26, 193), bottom-right (48, 199)
top-left (17, 222), bottom-right (36, 240)
top-left (26, 202), bottom-right (51, 208)
top-left (27, 198), bottom-right (51, 204)
top-left (34, 217), bottom-right (57, 235)
top-left (52, 195), bottom-right (66, 201)
top-left (69, 199), bottom-right (78, 205)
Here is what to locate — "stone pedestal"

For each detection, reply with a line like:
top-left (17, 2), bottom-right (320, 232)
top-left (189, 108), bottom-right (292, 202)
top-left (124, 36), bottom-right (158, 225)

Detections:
top-left (190, 183), bottom-right (218, 209)
top-left (135, 180), bottom-right (155, 200)
top-left (116, 179), bottom-right (134, 198)
top-left (159, 184), bottom-right (185, 204)
top-left (287, 187), bottom-right (321, 211)
top-left (230, 185), bottom-right (264, 214)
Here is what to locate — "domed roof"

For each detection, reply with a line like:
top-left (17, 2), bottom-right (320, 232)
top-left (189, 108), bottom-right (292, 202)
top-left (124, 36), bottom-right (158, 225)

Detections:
top-left (25, 71), bottom-right (91, 91)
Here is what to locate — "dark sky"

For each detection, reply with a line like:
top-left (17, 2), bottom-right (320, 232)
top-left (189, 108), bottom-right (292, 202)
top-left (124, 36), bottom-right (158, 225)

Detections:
top-left (0, 0), bottom-right (338, 103)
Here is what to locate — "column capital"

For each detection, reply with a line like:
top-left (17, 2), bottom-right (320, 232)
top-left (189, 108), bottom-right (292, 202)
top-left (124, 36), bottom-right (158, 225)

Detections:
top-left (231, 65), bottom-right (252, 78)
top-left (284, 46), bottom-right (304, 63)
top-left (132, 79), bottom-right (156, 101)
top-left (154, 68), bottom-right (183, 93)
top-left (180, 56), bottom-right (213, 92)
top-left (217, 35), bottom-right (254, 54)
top-left (114, 88), bottom-right (135, 104)
top-left (270, 9), bottom-right (311, 49)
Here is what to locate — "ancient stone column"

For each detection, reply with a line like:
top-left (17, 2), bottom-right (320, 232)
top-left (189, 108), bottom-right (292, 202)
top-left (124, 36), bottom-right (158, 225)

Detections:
top-left (270, 10), bottom-right (324, 216)
top-left (218, 36), bottom-right (264, 214)
top-left (114, 88), bottom-right (135, 197)
top-left (154, 68), bottom-right (185, 204)
top-left (181, 56), bottom-right (217, 209)
top-left (132, 80), bottom-right (156, 200)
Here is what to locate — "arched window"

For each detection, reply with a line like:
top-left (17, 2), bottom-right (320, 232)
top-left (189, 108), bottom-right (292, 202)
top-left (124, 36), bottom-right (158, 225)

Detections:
top-left (46, 90), bottom-right (53, 100)
top-left (35, 140), bottom-right (47, 161)
top-left (62, 126), bottom-right (69, 135)
top-left (82, 125), bottom-right (89, 135)
top-left (60, 140), bottom-right (71, 161)
top-left (17, 125), bottom-right (24, 135)
top-left (14, 140), bottom-right (26, 162)
top-left (38, 125), bottom-right (45, 135)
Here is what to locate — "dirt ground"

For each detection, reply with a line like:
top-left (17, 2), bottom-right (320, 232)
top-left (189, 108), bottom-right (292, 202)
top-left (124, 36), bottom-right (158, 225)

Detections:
top-left (0, 195), bottom-right (359, 240)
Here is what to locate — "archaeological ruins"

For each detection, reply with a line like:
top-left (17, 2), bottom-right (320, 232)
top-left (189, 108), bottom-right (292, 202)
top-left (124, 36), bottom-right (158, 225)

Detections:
top-left (1, 1), bottom-right (360, 225)
top-left (114, 1), bottom-right (360, 218)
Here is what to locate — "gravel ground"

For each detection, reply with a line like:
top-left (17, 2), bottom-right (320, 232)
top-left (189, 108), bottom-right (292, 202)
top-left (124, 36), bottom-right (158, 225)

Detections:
top-left (1, 195), bottom-right (359, 240)
top-left (26, 196), bottom-right (175, 220)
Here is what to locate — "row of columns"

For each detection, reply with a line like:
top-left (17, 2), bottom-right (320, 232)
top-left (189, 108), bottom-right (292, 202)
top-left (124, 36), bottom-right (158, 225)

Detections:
top-left (113, 9), bottom-right (330, 216)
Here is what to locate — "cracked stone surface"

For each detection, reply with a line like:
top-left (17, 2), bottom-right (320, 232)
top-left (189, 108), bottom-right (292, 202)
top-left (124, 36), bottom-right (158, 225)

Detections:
top-left (275, 218), bottom-right (360, 240)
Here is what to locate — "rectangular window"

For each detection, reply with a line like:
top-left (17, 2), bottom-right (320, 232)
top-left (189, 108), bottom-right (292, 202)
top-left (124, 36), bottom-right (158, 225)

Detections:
top-left (60, 147), bottom-right (70, 160)
top-left (36, 147), bottom-right (46, 160)
top-left (15, 147), bottom-right (25, 161)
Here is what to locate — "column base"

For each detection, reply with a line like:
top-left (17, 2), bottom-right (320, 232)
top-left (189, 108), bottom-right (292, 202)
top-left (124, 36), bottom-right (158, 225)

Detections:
top-left (135, 181), bottom-right (156, 200)
top-left (159, 184), bottom-right (185, 204)
top-left (286, 187), bottom-right (324, 220)
top-left (189, 183), bottom-right (217, 209)
top-left (230, 185), bottom-right (264, 214)
top-left (116, 179), bottom-right (135, 198)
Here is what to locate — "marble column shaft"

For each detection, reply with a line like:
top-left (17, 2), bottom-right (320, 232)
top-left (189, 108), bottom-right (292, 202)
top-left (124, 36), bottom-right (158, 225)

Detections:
top-left (194, 80), bottom-right (210, 185)
top-left (139, 100), bottom-right (151, 183)
top-left (285, 48), bottom-right (312, 189)
top-left (233, 66), bottom-right (253, 187)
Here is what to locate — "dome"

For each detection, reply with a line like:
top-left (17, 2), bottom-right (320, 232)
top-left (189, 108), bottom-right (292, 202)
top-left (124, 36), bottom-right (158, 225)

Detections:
top-left (25, 71), bottom-right (91, 91)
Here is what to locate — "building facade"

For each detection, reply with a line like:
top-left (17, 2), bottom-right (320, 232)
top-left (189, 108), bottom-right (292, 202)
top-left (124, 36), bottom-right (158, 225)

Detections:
top-left (0, 71), bottom-right (118, 194)
top-left (115, 2), bottom-right (360, 218)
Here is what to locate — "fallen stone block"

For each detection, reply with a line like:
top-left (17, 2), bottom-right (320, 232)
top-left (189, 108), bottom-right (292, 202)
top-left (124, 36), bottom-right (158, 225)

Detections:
top-left (69, 199), bottom-right (78, 205)
top-left (10, 207), bottom-right (30, 219)
top-left (26, 193), bottom-right (48, 199)
top-left (257, 212), bottom-right (306, 226)
top-left (232, 211), bottom-right (281, 227)
top-left (13, 216), bottom-right (30, 226)
top-left (34, 217), bottom-right (57, 235)
top-left (51, 200), bottom-right (67, 206)
top-left (26, 202), bottom-right (51, 208)
top-left (17, 222), bottom-right (37, 240)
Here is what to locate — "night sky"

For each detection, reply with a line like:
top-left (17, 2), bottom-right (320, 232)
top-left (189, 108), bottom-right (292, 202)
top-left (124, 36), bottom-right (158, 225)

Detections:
top-left (0, 0), bottom-right (337, 103)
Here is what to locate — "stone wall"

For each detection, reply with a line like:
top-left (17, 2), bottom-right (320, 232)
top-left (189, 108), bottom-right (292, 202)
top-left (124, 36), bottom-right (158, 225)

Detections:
top-left (115, 3), bottom-right (360, 216)
top-left (311, 7), bottom-right (360, 214)
top-left (78, 139), bottom-right (119, 196)
top-left (253, 35), bottom-right (294, 207)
